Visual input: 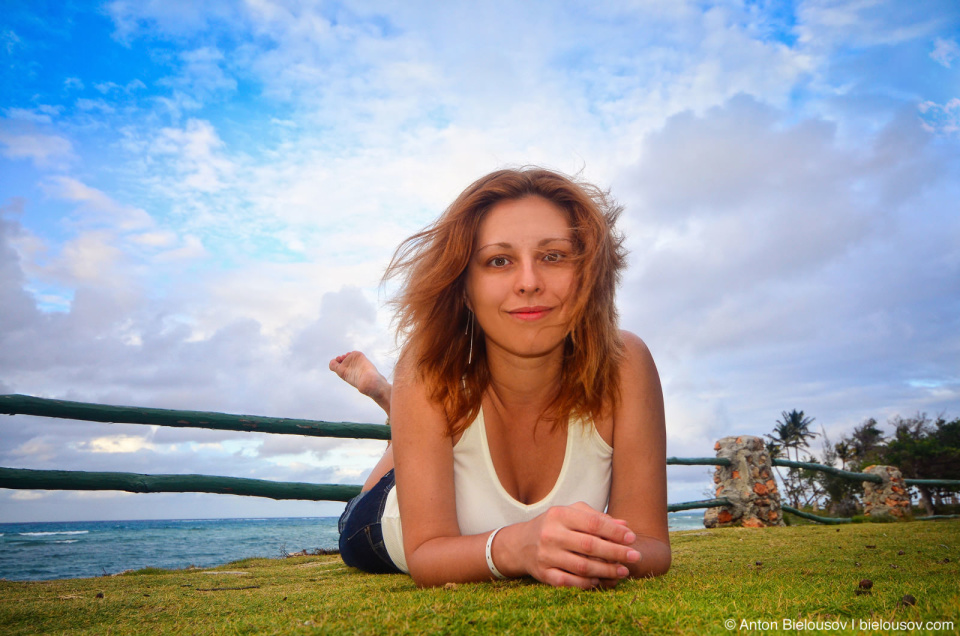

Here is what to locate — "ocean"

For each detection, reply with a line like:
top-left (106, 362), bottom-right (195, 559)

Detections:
top-left (0, 512), bottom-right (706, 581)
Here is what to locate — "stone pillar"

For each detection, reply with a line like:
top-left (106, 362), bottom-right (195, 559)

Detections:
top-left (704, 436), bottom-right (785, 528)
top-left (862, 465), bottom-right (912, 519)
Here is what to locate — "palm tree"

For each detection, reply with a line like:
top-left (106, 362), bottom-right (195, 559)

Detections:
top-left (776, 409), bottom-right (817, 462)
top-left (834, 441), bottom-right (853, 471)
top-left (766, 410), bottom-right (817, 507)
top-left (850, 418), bottom-right (884, 459)
top-left (765, 420), bottom-right (792, 459)
top-left (764, 439), bottom-right (783, 460)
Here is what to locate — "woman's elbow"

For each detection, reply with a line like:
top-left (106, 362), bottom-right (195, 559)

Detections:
top-left (629, 541), bottom-right (671, 579)
top-left (410, 573), bottom-right (439, 588)
top-left (406, 561), bottom-right (439, 588)
top-left (644, 552), bottom-right (672, 578)
top-left (406, 554), bottom-right (452, 588)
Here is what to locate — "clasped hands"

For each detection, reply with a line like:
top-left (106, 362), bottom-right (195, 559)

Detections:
top-left (497, 501), bottom-right (640, 589)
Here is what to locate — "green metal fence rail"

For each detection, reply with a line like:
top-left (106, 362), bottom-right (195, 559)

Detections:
top-left (0, 467), bottom-right (361, 502)
top-left (0, 394), bottom-right (390, 440)
top-left (667, 498), bottom-right (730, 512)
top-left (2, 394), bottom-right (958, 522)
top-left (771, 458), bottom-right (960, 488)
top-left (666, 457), bottom-right (728, 466)
top-left (780, 505), bottom-right (852, 524)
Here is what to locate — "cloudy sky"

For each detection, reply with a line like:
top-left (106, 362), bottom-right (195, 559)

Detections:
top-left (1, 1), bottom-right (958, 523)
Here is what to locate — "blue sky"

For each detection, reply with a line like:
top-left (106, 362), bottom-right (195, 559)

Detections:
top-left (1, 0), bottom-right (959, 522)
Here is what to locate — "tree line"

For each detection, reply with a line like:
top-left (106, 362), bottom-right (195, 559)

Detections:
top-left (764, 409), bottom-right (960, 517)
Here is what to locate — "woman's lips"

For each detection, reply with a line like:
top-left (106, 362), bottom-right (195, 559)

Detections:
top-left (508, 306), bottom-right (552, 321)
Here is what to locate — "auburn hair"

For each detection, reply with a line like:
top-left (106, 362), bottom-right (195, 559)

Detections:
top-left (385, 167), bottom-right (627, 436)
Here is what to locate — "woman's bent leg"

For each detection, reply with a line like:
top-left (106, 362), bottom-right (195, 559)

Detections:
top-left (330, 350), bottom-right (396, 491)
top-left (338, 469), bottom-right (401, 574)
top-left (362, 445), bottom-right (395, 492)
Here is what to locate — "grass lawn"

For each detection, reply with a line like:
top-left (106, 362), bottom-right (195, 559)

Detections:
top-left (1, 519), bottom-right (957, 635)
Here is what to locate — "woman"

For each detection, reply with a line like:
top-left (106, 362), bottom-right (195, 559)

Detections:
top-left (331, 168), bottom-right (670, 589)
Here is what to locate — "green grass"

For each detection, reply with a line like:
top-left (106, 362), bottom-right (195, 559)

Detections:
top-left (1, 520), bottom-right (957, 635)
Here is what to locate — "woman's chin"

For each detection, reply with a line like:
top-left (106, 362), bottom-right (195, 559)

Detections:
top-left (485, 338), bottom-right (567, 361)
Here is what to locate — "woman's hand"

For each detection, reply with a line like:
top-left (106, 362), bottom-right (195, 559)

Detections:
top-left (497, 502), bottom-right (640, 589)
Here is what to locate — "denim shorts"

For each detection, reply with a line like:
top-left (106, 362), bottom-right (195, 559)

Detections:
top-left (338, 469), bottom-right (402, 574)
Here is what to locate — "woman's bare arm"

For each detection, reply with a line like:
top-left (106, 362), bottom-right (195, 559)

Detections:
top-left (390, 350), bottom-right (489, 586)
top-left (606, 330), bottom-right (672, 578)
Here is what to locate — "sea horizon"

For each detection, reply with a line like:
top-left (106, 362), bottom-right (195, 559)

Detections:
top-left (1, 512), bottom-right (706, 582)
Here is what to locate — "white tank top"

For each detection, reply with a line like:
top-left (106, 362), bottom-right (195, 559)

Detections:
top-left (381, 408), bottom-right (613, 573)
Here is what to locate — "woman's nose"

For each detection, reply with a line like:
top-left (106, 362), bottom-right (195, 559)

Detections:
top-left (515, 259), bottom-right (542, 295)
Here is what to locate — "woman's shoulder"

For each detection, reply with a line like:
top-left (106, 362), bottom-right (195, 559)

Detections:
top-left (393, 343), bottom-right (436, 393)
top-left (618, 329), bottom-right (656, 373)
top-left (591, 331), bottom-right (657, 444)
top-left (390, 346), bottom-right (446, 425)
top-left (612, 329), bottom-right (663, 422)
top-left (392, 345), bottom-right (418, 384)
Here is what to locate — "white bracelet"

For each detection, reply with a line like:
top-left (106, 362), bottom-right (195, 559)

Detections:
top-left (485, 526), bottom-right (507, 580)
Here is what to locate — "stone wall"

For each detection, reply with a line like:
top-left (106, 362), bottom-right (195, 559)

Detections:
top-left (862, 465), bottom-right (912, 519)
top-left (704, 435), bottom-right (785, 528)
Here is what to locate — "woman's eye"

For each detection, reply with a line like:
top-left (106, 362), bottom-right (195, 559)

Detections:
top-left (543, 252), bottom-right (564, 262)
top-left (489, 256), bottom-right (509, 267)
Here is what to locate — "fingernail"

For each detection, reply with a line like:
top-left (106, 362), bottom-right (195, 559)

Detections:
top-left (618, 566), bottom-right (629, 578)
top-left (624, 531), bottom-right (636, 543)
top-left (626, 549), bottom-right (640, 562)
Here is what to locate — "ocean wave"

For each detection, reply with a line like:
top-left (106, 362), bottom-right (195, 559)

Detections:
top-left (54, 540), bottom-right (80, 544)
top-left (19, 531), bottom-right (90, 537)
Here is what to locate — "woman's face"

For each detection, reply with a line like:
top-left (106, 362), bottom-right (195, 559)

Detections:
top-left (465, 196), bottom-right (576, 361)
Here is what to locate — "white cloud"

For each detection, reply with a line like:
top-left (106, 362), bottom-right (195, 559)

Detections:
top-left (55, 231), bottom-right (127, 284)
top-left (0, 110), bottom-right (74, 188)
top-left (2, 28), bottom-right (22, 55)
top-left (0, 129), bottom-right (73, 166)
top-left (95, 81), bottom-right (121, 94)
top-left (151, 92), bottom-right (204, 120)
top-left (4, 107), bottom-right (57, 124)
top-left (129, 231), bottom-right (178, 248)
top-left (151, 119), bottom-right (234, 193)
top-left (796, 0), bottom-right (948, 50)
top-left (154, 234), bottom-right (208, 262)
top-left (92, 79), bottom-right (146, 96)
top-left (615, 93), bottom-right (960, 459)
top-left (11, 179), bottom-right (208, 301)
top-left (931, 37), bottom-right (959, 68)
top-left (107, 0), bottom-right (243, 42)
top-left (2, 211), bottom-right (391, 433)
top-left (45, 176), bottom-right (154, 231)
top-left (79, 435), bottom-right (156, 453)
top-left (74, 490), bottom-right (135, 499)
top-left (11, 491), bottom-right (48, 501)
top-left (158, 46), bottom-right (238, 101)
top-left (75, 98), bottom-right (116, 114)
top-left (9, 438), bottom-right (58, 462)
top-left (919, 98), bottom-right (960, 135)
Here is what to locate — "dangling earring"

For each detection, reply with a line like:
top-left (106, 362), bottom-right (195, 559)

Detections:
top-left (466, 312), bottom-right (474, 365)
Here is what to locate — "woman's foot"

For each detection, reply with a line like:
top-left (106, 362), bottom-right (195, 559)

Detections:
top-left (329, 351), bottom-right (392, 416)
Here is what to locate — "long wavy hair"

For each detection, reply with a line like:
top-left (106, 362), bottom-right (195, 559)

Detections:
top-left (385, 167), bottom-right (627, 436)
